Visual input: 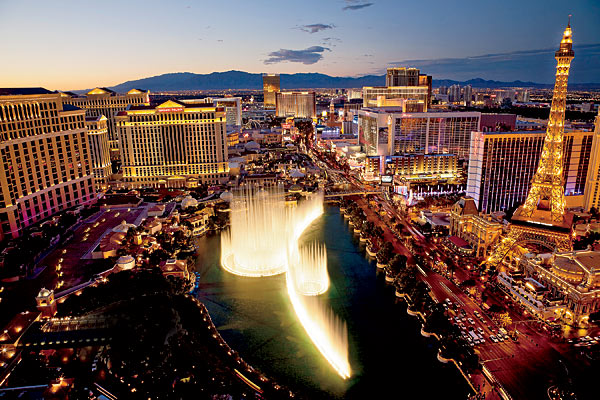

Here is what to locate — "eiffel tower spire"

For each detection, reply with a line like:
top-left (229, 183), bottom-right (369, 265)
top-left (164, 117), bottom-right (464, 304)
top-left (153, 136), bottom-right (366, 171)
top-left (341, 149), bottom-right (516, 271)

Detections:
top-left (483, 21), bottom-right (575, 271)
top-left (518, 21), bottom-right (574, 223)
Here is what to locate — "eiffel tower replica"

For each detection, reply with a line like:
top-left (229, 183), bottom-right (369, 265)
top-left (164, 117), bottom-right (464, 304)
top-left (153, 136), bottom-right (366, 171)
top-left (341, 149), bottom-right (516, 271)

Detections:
top-left (486, 21), bottom-right (575, 270)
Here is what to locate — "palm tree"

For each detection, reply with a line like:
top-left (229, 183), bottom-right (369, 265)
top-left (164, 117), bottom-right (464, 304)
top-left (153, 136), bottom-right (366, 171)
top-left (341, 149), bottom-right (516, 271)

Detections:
top-left (498, 312), bottom-right (512, 328)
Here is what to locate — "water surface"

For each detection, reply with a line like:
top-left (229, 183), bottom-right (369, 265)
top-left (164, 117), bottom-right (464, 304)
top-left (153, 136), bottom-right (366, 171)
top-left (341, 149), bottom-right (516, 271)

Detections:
top-left (194, 206), bottom-right (469, 398)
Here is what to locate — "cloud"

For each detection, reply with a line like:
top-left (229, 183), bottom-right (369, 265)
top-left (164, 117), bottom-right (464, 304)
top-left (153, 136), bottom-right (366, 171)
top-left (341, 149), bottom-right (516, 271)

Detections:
top-left (387, 44), bottom-right (600, 83)
top-left (321, 37), bottom-right (342, 47)
top-left (298, 23), bottom-right (335, 33)
top-left (264, 46), bottom-right (331, 65)
top-left (343, 1), bottom-right (373, 11)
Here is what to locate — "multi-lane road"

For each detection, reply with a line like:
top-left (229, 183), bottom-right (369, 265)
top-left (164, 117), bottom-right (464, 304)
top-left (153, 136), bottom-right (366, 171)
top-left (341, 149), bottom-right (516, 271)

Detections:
top-left (313, 150), bottom-right (597, 399)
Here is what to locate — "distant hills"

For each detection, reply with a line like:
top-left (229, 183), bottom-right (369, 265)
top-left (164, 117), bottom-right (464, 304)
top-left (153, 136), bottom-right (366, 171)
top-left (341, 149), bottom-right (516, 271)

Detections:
top-left (104, 70), bottom-right (600, 93)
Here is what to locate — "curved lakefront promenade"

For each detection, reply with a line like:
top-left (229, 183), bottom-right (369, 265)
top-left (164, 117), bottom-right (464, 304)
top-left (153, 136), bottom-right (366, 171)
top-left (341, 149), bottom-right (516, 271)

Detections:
top-left (194, 206), bottom-right (469, 399)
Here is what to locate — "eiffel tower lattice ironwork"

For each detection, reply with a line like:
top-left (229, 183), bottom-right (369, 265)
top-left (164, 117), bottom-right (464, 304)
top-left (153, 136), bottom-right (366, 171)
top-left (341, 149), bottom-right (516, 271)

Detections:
top-left (485, 21), bottom-right (575, 270)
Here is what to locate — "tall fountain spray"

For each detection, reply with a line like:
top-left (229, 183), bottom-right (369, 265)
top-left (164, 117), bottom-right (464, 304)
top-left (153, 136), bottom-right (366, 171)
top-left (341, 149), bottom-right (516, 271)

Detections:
top-left (288, 242), bottom-right (329, 296)
top-left (221, 186), bottom-right (289, 277)
top-left (220, 187), bottom-right (351, 378)
top-left (286, 275), bottom-right (351, 379)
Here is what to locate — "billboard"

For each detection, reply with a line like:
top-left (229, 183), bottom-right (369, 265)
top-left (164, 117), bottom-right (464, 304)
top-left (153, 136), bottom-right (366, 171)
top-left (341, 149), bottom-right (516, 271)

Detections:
top-left (381, 175), bottom-right (393, 185)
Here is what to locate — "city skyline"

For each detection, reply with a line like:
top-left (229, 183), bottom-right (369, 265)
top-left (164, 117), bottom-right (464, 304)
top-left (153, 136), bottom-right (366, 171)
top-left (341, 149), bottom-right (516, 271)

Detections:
top-left (1, 0), bottom-right (599, 89)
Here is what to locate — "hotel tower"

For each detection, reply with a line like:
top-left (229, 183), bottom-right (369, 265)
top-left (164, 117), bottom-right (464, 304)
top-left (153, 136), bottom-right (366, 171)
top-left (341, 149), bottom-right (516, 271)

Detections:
top-left (61, 88), bottom-right (149, 158)
top-left (115, 100), bottom-right (229, 188)
top-left (0, 88), bottom-right (96, 240)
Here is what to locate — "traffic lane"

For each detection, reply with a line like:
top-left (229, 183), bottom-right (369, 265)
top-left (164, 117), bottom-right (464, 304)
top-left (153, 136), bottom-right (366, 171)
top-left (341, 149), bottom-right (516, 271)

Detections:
top-left (422, 267), bottom-right (519, 358)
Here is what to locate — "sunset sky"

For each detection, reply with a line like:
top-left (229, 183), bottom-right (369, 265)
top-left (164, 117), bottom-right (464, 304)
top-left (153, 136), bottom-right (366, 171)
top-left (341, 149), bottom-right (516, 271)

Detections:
top-left (1, 0), bottom-right (599, 90)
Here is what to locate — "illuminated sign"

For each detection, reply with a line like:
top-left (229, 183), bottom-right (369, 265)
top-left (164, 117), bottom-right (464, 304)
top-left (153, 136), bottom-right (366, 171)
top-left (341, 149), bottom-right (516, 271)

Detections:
top-left (381, 175), bottom-right (393, 184)
top-left (157, 107), bottom-right (184, 112)
top-left (282, 123), bottom-right (291, 129)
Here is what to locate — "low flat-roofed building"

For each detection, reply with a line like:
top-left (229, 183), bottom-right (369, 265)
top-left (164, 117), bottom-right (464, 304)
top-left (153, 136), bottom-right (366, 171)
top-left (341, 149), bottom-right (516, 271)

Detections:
top-left (364, 153), bottom-right (459, 184)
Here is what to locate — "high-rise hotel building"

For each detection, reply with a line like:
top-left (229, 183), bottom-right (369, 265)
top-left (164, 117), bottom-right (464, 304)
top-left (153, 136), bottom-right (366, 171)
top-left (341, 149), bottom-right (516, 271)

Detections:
top-left (0, 88), bottom-right (95, 240)
top-left (358, 108), bottom-right (481, 158)
top-left (263, 74), bottom-right (280, 109)
top-left (364, 67), bottom-right (432, 110)
top-left (467, 130), bottom-right (594, 213)
top-left (275, 91), bottom-right (316, 119)
top-left (61, 88), bottom-right (149, 157)
top-left (115, 100), bottom-right (228, 188)
top-left (85, 115), bottom-right (112, 191)
top-left (583, 110), bottom-right (600, 211)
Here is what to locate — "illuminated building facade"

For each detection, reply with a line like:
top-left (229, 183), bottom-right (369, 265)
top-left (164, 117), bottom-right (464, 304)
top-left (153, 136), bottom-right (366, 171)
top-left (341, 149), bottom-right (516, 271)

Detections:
top-left (115, 100), bottom-right (228, 188)
top-left (85, 115), bottom-right (112, 191)
top-left (0, 88), bottom-right (96, 240)
top-left (364, 154), bottom-right (458, 183)
top-left (275, 92), bottom-right (316, 119)
top-left (61, 88), bottom-right (150, 157)
top-left (583, 110), bottom-right (600, 211)
top-left (362, 86), bottom-right (430, 110)
top-left (467, 130), bottom-right (593, 214)
top-left (214, 97), bottom-right (242, 127)
top-left (485, 23), bottom-right (576, 270)
top-left (263, 74), bottom-right (280, 109)
top-left (358, 108), bottom-right (480, 158)
top-left (449, 197), bottom-right (503, 258)
top-left (520, 250), bottom-right (600, 327)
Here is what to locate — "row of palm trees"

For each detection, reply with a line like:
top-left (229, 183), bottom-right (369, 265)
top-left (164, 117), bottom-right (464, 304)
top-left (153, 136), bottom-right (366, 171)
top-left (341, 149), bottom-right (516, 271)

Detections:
top-left (341, 195), bottom-right (480, 371)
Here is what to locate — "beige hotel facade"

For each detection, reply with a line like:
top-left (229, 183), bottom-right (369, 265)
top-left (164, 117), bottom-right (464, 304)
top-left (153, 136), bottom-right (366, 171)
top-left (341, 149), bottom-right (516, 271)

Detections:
top-left (0, 88), bottom-right (96, 240)
top-left (61, 87), bottom-right (149, 158)
top-left (115, 100), bottom-right (229, 188)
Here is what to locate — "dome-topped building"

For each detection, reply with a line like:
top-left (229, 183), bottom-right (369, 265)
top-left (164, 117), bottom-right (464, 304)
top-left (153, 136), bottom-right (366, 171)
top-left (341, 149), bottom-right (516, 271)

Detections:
top-left (116, 255), bottom-right (135, 271)
top-left (112, 220), bottom-right (136, 233)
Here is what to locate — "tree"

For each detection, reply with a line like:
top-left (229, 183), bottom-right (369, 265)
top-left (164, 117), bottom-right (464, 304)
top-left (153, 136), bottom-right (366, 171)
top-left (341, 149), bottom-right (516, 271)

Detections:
top-left (498, 312), bottom-right (512, 328)
top-left (376, 242), bottom-right (394, 265)
top-left (388, 254), bottom-right (407, 275)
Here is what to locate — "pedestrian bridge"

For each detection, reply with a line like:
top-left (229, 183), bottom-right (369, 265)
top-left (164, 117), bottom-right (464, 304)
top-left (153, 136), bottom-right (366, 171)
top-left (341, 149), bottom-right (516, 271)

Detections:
top-left (17, 315), bottom-right (115, 349)
top-left (324, 190), bottom-right (381, 198)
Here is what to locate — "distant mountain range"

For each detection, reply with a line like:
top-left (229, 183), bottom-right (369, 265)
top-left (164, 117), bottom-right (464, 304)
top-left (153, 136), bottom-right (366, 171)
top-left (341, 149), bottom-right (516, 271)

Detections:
top-left (103, 70), bottom-right (600, 93)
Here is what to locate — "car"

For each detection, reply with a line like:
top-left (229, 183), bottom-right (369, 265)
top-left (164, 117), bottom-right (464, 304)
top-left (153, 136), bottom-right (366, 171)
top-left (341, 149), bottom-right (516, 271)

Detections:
top-left (497, 335), bottom-right (505, 342)
top-left (468, 318), bottom-right (475, 325)
top-left (490, 335), bottom-right (498, 343)
top-left (454, 316), bottom-right (461, 323)
top-left (461, 316), bottom-right (467, 322)
top-left (473, 310), bottom-right (480, 317)
top-left (477, 327), bottom-right (484, 334)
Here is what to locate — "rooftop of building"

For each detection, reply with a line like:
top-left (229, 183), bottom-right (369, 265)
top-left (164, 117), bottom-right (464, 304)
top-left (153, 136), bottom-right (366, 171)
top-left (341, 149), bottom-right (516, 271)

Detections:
top-left (119, 100), bottom-right (224, 114)
top-left (453, 197), bottom-right (479, 216)
top-left (448, 235), bottom-right (471, 249)
top-left (360, 107), bottom-right (480, 116)
top-left (85, 115), bottom-right (107, 122)
top-left (0, 87), bottom-right (54, 96)
top-left (62, 104), bottom-right (82, 112)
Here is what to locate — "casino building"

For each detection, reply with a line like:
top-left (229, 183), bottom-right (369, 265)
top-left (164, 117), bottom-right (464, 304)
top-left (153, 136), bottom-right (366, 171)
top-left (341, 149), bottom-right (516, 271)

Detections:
top-left (0, 88), bottom-right (96, 240)
top-left (505, 250), bottom-right (600, 327)
top-left (85, 115), bottom-right (112, 191)
top-left (61, 88), bottom-right (149, 158)
top-left (115, 100), bottom-right (229, 188)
